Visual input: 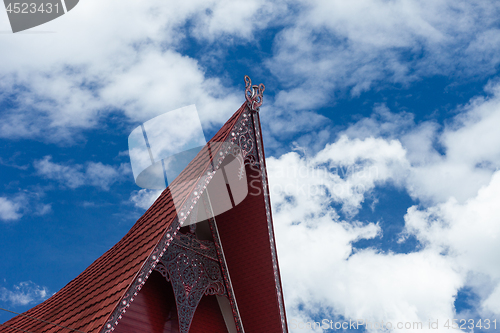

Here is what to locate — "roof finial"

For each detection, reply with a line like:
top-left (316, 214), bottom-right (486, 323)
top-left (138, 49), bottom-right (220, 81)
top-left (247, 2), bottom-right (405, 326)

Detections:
top-left (244, 75), bottom-right (265, 112)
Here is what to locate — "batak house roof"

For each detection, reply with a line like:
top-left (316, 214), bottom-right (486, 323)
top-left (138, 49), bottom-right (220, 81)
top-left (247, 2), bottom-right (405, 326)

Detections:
top-left (1, 77), bottom-right (288, 333)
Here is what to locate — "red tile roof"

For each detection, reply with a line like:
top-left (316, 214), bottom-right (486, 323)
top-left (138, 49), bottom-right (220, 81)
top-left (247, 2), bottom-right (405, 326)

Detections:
top-left (1, 104), bottom-right (246, 333)
top-left (2, 99), bottom-right (288, 333)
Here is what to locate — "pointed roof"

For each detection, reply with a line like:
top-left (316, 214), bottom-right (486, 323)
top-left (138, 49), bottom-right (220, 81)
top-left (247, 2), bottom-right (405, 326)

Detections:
top-left (2, 77), bottom-right (287, 333)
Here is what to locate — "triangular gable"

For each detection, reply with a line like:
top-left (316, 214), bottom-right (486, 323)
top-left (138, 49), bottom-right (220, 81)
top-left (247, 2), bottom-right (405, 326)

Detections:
top-left (2, 76), bottom-right (287, 333)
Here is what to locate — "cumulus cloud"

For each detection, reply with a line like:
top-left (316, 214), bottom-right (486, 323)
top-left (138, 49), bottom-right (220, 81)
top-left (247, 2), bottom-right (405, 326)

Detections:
top-left (0, 281), bottom-right (50, 307)
top-left (0, 0), bottom-right (284, 143)
top-left (129, 189), bottom-right (163, 210)
top-left (403, 171), bottom-right (500, 317)
top-left (268, 0), bottom-right (500, 110)
top-left (268, 135), bottom-right (409, 216)
top-left (253, 0), bottom-right (500, 154)
top-left (269, 81), bottom-right (500, 332)
top-left (0, 197), bottom-right (23, 222)
top-left (1, 0), bottom-right (499, 146)
top-left (335, 81), bottom-right (500, 205)
top-left (409, 84), bottom-right (500, 203)
top-left (0, 192), bottom-right (52, 223)
top-left (268, 138), bottom-right (466, 332)
top-left (34, 156), bottom-right (130, 190)
top-left (189, 0), bottom-right (288, 41)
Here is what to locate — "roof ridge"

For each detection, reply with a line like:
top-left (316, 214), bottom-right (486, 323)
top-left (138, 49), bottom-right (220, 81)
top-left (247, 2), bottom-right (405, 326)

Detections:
top-left (99, 102), bottom-right (248, 330)
top-left (1, 102), bottom-right (249, 333)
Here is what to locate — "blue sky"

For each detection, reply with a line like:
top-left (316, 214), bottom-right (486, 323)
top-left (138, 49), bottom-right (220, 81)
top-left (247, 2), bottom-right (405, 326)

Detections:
top-left (2, 1), bottom-right (500, 332)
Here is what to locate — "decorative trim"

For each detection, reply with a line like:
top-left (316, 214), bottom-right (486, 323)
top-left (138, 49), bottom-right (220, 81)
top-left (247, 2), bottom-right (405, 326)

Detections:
top-left (204, 194), bottom-right (245, 333)
top-left (252, 112), bottom-right (289, 333)
top-left (244, 75), bottom-right (265, 112)
top-left (101, 219), bottom-right (177, 333)
top-left (101, 77), bottom-right (278, 333)
top-left (101, 109), bottom-right (257, 333)
top-left (154, 232), bottom-right (227, 333)
top-left (229, 110), bottom-right (259, 168)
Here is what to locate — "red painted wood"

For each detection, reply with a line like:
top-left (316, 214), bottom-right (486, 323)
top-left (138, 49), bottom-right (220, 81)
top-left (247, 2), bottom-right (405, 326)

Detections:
top-left (114, 271), bottom-right (179, 333)
top-left (189, 295), bottom-right (228, 333)
top-left (215, 165), bottom-right (284, 333)
top-left (113, 271), bottom-right (228, 333)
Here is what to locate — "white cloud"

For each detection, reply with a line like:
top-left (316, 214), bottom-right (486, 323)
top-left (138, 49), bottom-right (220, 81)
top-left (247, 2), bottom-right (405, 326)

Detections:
top-left (441, 83), bottom-right (500, 167)
top-left (129, 189), bottom-right (163, 210)
top-left (0, 191), bottom-right (51, 223)
top-left (0, 197), bottom-right (23, 221)
top-left (342, 104), bottom-right (415, 140)
top-left (0, 281), bottom-right (50, 307)
top-left (86, 162), bottom-right (131, 190)
top-left (0, 0), bottom-right (284, 143)
top-left (267, 0), bottom-right (500, 112)
top-left (406, 83), bottom-right (500, 204)
top-left (268, 135), bottom-right (409, 216)
top-left (34, 156), bottom-right (85, 188)
top-left (260, 106), bottom-right (331, 154)
top-left (256, 1), bottom-right (500, 153)
top-left (99, 49), bottom-right (241, 127)
top-left (34, 156), bottom-right (130, 190)
top-left (2, 0), bottom-right (499, 145)
top-left (270, 81), bottom-right (500, 331)
top-left (189, 0), bottom-right (288, 41)
top-left (335, 82), bottom-right (500, 205)
top-left (268, 139), bottom-right (466, 332)
top-left (35, 203), bottom-right (52, 216)
top-left (483, 285), bottom-right (500, 315)
top-left (403, 171), bottom-right (500, 316)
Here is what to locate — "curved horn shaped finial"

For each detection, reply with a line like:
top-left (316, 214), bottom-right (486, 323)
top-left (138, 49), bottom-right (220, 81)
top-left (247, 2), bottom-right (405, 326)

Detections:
top-left (244, 75), bottom-right (265, 112)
